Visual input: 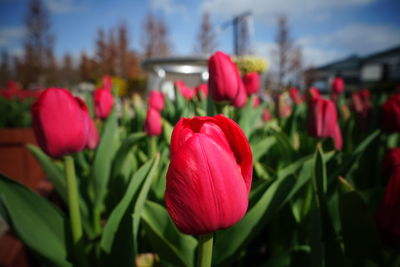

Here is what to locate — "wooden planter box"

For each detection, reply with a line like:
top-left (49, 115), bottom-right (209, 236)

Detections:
top-left (0, 128), bottom-right (44, 189)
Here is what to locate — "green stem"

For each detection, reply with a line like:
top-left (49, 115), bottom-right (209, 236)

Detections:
top-left (149, 136), bottom-right (157, 157)
top-left (197, 233), bottom-right (214, 267)
top-left (64, 156), bottom-right (87, 267)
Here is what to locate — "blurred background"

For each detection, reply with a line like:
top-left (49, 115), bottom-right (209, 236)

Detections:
top-left (0, 0), bottom-right (399, 93)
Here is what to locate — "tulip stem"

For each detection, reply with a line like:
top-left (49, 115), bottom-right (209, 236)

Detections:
top-left (149, 136), bottom-right (157, 157)
top-left (197, 233), bottom-right (214, 267)
top-left (64, 156), bottom-right (87, 267)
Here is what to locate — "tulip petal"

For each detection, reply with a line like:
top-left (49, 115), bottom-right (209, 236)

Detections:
top-left (166, 133), bottom-right (248, 235)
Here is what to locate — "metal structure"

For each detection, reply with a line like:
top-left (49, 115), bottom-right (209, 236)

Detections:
top-left (221, 11), bottom-right (253, 56)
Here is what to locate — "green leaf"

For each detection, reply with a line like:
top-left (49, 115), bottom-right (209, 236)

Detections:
top-left (100, 155), bottom-right (159, 266)
top-left (214, 174), bottom-right (297, 266)
top-left (0, 174), bottom-right (72, 267)
top-left (162, 119), bottom-right (174, 145)
top-left (329, 130), bottom-right (380, 181)
top-left (251, 136), bottom-right (276, 162)
top-left (141, 201), bottom-right (197, 267)
top-left (91, 111), bottom-right (118, 210)
top-left (338, 177), bottom-right (383, 265)
top-left (312, 146), bottom-right (344, 267)
top-left (111, 132), bottom-right (146, 179)
top-left (27, 144), bottom-right (67, 201)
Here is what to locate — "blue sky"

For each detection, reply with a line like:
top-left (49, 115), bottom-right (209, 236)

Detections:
top-left (0, 0), bottom-right (399, 67)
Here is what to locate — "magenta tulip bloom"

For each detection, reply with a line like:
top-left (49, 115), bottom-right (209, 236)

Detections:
top-left (263, 108), bottom-right (271, 122)
top-left (144, 107), bottom-right (162, 136)
top-left (377, 148), bottom-right (400, 244)
top-left (253, 96), bottom-right (260, 108)
top-left (307, 97), bottom-right (342, 150)
top-left (103, 75), bottom-right (113, 91)
top-left (231, 81), bottom-right (247, 108)
top-left (175, 80), bottom-right (195, 100)
top-left (381, 93), bottom-right (400, 132)
top-left (208, 51), bottom-right (242, 103)
top-left (165, 115), bottom-right (253, 235)
top-left (306, 87), bottom-right (320, 102)
top-left (195, 83), bottom-right (208, 98)
top-left (86, 117), bottom-right (99, 149)
top-left (243, 72), bottom-right (260, 95)
top-left (94, 88), bottom-right (114, 120)
top-left (32, 88), bottom-right (89, 158)
top-left (331, 77), bottom-right (344, 95)
top-left (289, 87), bottom-right (302, 104)
top-left (148, 90), bottom-right (165, 111)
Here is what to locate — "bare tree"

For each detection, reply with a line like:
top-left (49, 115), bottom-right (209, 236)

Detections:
top-left (272, 15), bottom-right (305, 89)
top-left (141, 12), bottom-right (172, 58)
top-left (0, 50), bottom-right (11, 86)
top-left (95, 28), bottom-right (108, 75)
top-left (23, 0), bottom-right (54, 87)
top-left (194, 12), bottom-right (217, 54)
top-left (116, 22), bottom-right (129, 77)
top-left (79, 52), bottom-right (96, 82)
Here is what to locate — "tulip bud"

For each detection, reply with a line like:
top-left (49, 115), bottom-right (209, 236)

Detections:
top-left (377, 148), bottom-right (400, 244)
top-left (289, 87), bottom-right (302, 104)
top-left (307, 97), bottom-right (342, 150)
top-left (307, 87), bottom-right (320, 102)
top-left (94, 88), bottom-right (114, 120)
top-left (253, 96), bottom-right (260, 108)
top-left (195, 83), bottom-right (208, 98)
top-left (231, 81), bottom-right (247, 108)
top-left (381, 93), bottom-right (400, 132)
top-left (165, 115), bottom-right (253, 235)
top-left (263, 108), bottom-right (271, 122)
top-left (103, 75), bottom-right (113, 91)
top-left (148, 90), bottom-right (165, 111)
top-left (174, 80), bottom-right (195, 100)
top-left (331, 77), bottom-right (344, 95)
top-left (144, 107), bottom-right (162, 136)
top-left (276, 93), bottom-right (292, 118)
top-left (208, 51), bottom-right (241, 103)
top-left (32, 88), bottom-right (89, 158)
top-left (243, 72), bottom-right (260, 95)
top-left (86, 117), bottom-right (99, 149)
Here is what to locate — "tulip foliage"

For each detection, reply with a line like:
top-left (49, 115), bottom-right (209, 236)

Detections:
top-left (0, 56), bottom-right (400, 267)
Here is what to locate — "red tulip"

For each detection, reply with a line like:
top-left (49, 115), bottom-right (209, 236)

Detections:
top-left (307, 97), bottom-right (342, 150)
top-left (32, 88), bottom-right (89, 158)
top-left (208, 51), bottom-right (241, 103)
top-left (307, 87), bottom-right (320, 101)
top-left (94, 88), bottom-right (114, 119)
top-left (243, 72), bottom-right (260, 95)
top-left (352, 89), bottom-right (372, 129)
top-left (144, 107), bottom-right (162, 136)
top-left (253, 96), bottom-right (260, 108)
top-left (86, 118), bottom-right (99, 149)
top-left (263, 108), bottom-right (271, 122)
top-left (331, 77), bottom-right (344, 95)
top-left (232, 81), bottom-right (247, 108)
top-left (195, 83), bottom-right (208, 98)
top-left (148, 90), bottom-right (165, 111)
top-left (381, 93), bottom-right (400, 132)
top-left (103, 75), bottom-right (113, 91)
top-left (289, 87), bottom-right (302, 104)
top-left (276, 93), bottom-right (292, 118)
top-left (175, 80), bottom-right (195, 100)
top-left (165, 115), bottom-right (253, 235)
top-left (377, 148), bottom-right (400, 244)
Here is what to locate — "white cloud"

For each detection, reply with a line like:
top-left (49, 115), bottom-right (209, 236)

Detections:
top-left (253, 41), bottom-right (341, 68)
top-left (202, 0), bottom-right (376, 23)
top-left (43, 0), bottom-right (85, 14)
top-left (319, 24), bottom-right (400, 55)
top-left (0, 27), bottom-right (26, 47)
top-left (150, 0), bottom-right (187, 16)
